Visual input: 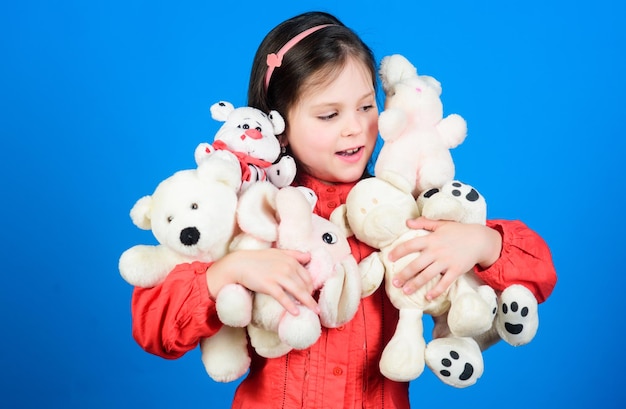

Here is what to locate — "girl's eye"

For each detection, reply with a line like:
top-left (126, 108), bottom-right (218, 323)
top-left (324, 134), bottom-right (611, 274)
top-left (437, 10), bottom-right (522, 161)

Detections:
top-left (361, 104), bottom-right (374, 112)
top-left (318, 112), bottom-right (337, 121)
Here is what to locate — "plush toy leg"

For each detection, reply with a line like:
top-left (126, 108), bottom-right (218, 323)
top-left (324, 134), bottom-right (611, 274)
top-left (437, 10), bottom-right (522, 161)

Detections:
top-left (200, 326), bottom-right (250, 383)
top-left (496, 284), bottom-right (539, 346)
top-left (447, 276), bottom-right (494, 337)
top-left (216, 283), bottom-right (253, 327)
top-left (247, 323), bottom-right (292, 358)
top-left (425, 336), bottom-right (483, 388)
top-left (379, 308), bottom-right (426, 382)
top-left (278, 305), bottom-right (322, 350)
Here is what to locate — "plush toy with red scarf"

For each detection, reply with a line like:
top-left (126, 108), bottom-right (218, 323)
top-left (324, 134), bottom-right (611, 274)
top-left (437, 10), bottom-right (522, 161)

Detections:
top-left (195, 101), bottom-right (296, 192)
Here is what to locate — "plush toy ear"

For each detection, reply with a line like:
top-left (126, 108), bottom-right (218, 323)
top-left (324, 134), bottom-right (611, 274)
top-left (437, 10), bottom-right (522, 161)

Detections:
top-left (379, 54), bottom-right (418, 94)
top-left (237, 181), bottom-right (280, 242)
top-left (129, 195), bottom-right (153, 230)
top-left (196, 150), bottom-right (243, 191)
top-left (329, 205), bottom-right (354, 238)
top-left (419, 75), bottom-right (442, 97)
top-left (268, 110), bottom-right (285, 135)
top-left (276, 186), bottom-right (313, 252)
top-left (210, 101), bottom-right (235, 122)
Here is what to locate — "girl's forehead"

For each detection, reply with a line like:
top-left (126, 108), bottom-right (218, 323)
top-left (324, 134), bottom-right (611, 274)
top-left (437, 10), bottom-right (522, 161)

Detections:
top-left (298, 58), bottom-right (375, 105)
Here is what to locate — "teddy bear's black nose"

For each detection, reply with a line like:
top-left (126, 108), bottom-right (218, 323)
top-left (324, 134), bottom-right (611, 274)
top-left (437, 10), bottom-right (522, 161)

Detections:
top-left (180, 227), bottom-right (200, 246)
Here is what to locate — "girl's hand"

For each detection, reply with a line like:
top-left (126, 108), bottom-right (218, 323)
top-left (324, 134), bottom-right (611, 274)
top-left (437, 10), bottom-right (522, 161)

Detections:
top-left (387, 217), bottom-right (502, 300)
top-left (206, 248), bottom-right (319, 316)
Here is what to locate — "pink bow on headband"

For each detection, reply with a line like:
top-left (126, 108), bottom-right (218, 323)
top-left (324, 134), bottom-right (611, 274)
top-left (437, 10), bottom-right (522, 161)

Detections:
top-left (264, 24), bottom-right (333, 90)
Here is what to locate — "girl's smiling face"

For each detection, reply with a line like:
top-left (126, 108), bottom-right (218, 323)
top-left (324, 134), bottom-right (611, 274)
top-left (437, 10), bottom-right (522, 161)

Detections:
top-left (285, 57), bottom-right (378, 184)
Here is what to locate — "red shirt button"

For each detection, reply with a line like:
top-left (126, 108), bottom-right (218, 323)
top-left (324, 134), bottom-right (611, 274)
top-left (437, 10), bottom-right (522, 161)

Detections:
top-left (333, 367), bottom-right (343, 376)
top-left (327, 201), bottom-right (337, 208)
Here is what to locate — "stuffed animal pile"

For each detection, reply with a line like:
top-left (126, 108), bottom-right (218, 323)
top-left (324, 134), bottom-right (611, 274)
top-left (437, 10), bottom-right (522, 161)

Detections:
top-left (120, 56), bottom-right (541, 388)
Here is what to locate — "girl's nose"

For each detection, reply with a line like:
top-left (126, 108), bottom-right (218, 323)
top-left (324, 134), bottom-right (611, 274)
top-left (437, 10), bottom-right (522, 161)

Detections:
top-left (341, 113), bottom-right (363, 137)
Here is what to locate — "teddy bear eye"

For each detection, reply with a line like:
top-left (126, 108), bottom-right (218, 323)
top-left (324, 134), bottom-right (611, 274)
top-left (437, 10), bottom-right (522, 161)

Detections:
top-left (167, 216), bottom-right (173, 223)
top-left (191, 203), bottom-right (198, 210)
top-left (322, 232), bottom-right (337, 244)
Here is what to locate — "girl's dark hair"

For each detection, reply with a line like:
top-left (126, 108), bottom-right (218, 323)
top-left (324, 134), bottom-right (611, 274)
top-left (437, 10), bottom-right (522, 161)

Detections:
top-left (248, 11), bottom-right (376, 125)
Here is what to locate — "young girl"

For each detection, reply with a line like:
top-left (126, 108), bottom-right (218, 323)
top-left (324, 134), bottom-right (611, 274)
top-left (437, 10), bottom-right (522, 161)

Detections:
top-left (131, 11), bottom-right (557, 409)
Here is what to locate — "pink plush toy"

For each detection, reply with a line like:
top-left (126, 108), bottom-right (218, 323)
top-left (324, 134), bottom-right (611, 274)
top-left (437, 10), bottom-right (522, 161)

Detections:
top-left (213, 182), bottom-right (366, 358)
top-left (375, 54), bottom-right (467, 198)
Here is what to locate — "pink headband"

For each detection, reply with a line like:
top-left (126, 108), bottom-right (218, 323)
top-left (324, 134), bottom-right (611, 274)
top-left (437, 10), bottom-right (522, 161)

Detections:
top-left (265, 24), bottom-right (333, 90)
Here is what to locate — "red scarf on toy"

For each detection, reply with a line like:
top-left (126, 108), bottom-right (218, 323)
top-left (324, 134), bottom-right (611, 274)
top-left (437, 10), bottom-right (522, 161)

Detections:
top-left (210, 140), bottom-right (272, 182)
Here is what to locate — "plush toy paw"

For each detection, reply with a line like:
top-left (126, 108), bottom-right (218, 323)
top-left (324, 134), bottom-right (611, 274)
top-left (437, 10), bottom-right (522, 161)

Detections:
top-left (216, 283), bottom-right (253, 327)
top-left (357, 252), bottom-right (385, 297)
top-left (267, 155), bottom-right (297, 188)
top-left (247, 324), bottom-right (292, 358)
top-left (447, 290), bottom-right (494, 338)
top-left (425, 337), bottom-right (483, 388)
top-left (496, 284), bottom-right (539, 346)
top-left (278, 305), bottom-right (322, 350)
top-left (379, 308), bottom-right (426, 382)
top-left (200, 326), bottom-right (250, 383)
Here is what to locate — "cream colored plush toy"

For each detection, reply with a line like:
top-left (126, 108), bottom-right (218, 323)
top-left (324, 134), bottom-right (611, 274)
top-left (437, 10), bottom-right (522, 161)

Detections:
top-left (195, 101), bottom-right (296, 192)
top-left (418, 181), bottom-right (539, 388)
top-left (375, 54), bottom-right (467, 198)
top-left (118, 153), bottom-right (251, 383)
top-left (330, 176), bottom-right (494, 384)
top-left (213, 182), bottom-right (369, 358)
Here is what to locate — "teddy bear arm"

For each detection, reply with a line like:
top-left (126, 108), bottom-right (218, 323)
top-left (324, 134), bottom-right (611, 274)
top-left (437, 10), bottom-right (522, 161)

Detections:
top-left (266, 155), bottom-right (296, 188)
top-left (436, 113), bottom-right (467, 148)
top-left (378, 108), bottom-right (408, 142)
top-left (119, 244), bottom-right (179, 288)
top-left (358, 252), bottom-right (385, 297)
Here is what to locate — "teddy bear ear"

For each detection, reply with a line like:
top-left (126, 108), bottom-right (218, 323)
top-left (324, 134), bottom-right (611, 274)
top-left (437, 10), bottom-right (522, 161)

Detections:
top-left (129, 195), bottom-right (153, 230)
top-left (210, 101), bottom-right (235, 122)
top-left (329, 205), bottom-right (354, 238)
top-left (268, 110), bottom-right (285, 135)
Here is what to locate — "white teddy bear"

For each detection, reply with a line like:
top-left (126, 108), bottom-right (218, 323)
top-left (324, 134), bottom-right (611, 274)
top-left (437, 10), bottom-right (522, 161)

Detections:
top-left (418, 181), bottom-right (539, 387)
top-left (195, 101), bottom-right (296, 192)
top-left (118, 153), bottom-right (252, 383)
top-left (118, 152), bottom-right (242, 288)
top-left (375, 54), bottom-right (467, 198)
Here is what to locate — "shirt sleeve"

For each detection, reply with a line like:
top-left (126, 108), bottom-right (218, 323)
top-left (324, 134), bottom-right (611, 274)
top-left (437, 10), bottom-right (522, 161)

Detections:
top-left (131, 261), bottom-right (223, 359)
top-left (473, 220), bottom-right (557, 303)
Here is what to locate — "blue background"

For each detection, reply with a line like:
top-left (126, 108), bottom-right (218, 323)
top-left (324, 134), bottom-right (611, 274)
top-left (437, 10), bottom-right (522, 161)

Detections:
top-left (1, 0), bottom-right (623, 407)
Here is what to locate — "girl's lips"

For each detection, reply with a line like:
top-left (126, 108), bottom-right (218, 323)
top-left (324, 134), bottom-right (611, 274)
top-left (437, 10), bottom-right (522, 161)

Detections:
top-left (336, 146), bottom-right (365, 163)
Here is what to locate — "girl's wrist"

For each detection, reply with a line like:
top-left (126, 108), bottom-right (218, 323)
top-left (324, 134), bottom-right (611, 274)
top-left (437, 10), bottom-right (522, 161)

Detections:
top-left (477, 225), bottom-right (503, 269)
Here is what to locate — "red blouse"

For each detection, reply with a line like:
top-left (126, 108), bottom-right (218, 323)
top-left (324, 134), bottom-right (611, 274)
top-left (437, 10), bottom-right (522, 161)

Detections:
top-left (131, 174), bottom-right (557, 409)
